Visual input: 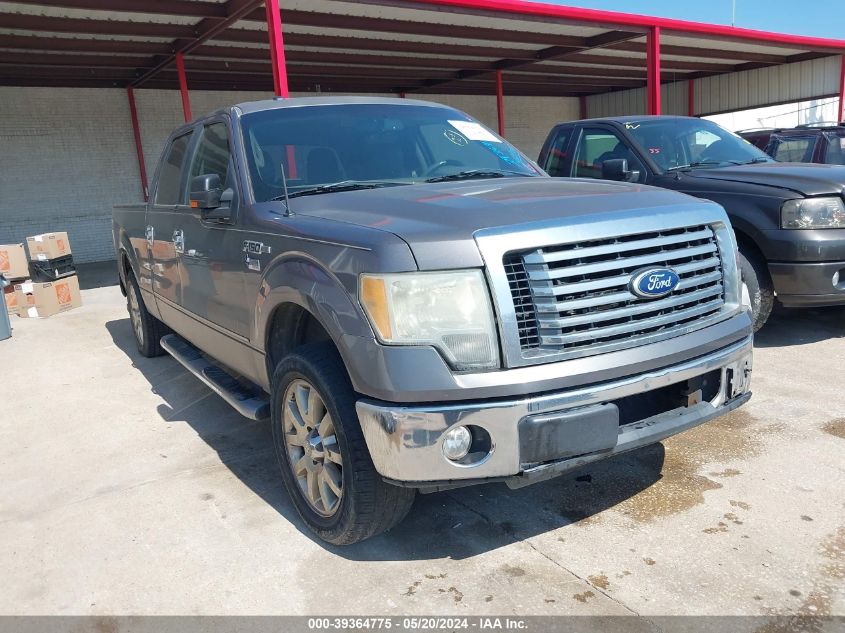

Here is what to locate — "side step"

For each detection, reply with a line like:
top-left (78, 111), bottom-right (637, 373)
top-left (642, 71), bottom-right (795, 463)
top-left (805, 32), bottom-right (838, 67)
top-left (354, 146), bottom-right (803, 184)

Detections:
top-left (160, 334), bottom-right (270, 421)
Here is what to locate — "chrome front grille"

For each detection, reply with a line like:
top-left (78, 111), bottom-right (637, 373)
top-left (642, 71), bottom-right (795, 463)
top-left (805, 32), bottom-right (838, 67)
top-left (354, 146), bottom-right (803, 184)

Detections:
top-left (503, 224), bottom-right (727, 360)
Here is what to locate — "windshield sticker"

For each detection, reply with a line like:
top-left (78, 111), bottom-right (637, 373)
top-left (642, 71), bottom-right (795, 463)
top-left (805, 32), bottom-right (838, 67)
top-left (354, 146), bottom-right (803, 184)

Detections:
top-left (648, 148), bottom-right (661, 154)
top-left (624, 122), bottom-right (641, 130)
top-left (448, 120), bottom-right (501, 143)
top-left (481, 141), bottom-right (521, 167)
top-left (443, 128), bottom-right (469, 147)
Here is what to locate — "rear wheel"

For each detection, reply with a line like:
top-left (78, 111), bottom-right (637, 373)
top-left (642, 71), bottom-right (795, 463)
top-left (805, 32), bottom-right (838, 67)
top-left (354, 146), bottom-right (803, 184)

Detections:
top-left (270, 343), bottom-right (415, 545)
top-left (126, 271), bottom-right (167, 357)
top-left (738, 249), bottom-right (774, 332)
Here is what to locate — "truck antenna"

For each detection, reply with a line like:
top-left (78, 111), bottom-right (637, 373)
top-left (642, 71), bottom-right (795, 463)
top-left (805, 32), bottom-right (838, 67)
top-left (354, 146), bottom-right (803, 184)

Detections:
top-left (280, 162), bottom-right (293, 217)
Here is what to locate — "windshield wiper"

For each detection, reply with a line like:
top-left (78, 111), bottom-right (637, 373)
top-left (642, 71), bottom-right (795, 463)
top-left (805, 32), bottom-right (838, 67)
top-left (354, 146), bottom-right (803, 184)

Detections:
top-left (271, 181), bottom-right (403, 201)
top-left (742, 157), bottom-right (771, 165)
top-left (425, 169), bottom-right (532, 183)
top-left (667, 160), bottom-right (744, 172)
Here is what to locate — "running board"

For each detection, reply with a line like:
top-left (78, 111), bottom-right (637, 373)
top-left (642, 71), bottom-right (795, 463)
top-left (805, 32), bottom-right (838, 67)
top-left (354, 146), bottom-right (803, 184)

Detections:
top-left (160, 334), bottom-right (270, 421)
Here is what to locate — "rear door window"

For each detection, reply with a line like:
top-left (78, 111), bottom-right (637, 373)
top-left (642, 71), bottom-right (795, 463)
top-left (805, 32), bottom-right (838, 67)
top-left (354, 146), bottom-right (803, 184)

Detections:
top-left (771, 136), bottom-right (815, 162)
top-left (155, 132), bottom-right (193, 206)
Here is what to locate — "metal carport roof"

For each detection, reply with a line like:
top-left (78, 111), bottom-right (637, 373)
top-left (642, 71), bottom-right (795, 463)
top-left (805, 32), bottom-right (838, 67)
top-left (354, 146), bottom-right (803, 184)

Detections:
top-left (2, 0), bottom-right (844, 102)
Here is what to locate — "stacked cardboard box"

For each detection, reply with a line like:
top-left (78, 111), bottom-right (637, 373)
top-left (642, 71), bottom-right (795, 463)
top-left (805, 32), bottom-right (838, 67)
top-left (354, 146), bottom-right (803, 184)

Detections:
top-left (2, 232), bottom-right (83, 319)
top-left (1, 243), bottom-right (30, 316)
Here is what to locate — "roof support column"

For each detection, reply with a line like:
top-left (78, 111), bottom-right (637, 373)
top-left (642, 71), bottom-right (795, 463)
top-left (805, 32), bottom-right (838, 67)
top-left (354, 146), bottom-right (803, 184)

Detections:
top-left (647, 25), bottom-right (661, 115)
top-left (265, 0), bottom-right (289, 97)
top-left (496, 69), bottom-right (505, 136)
top-left (176, 52), bottom-right (192, 122)
top-left (579, 95), bottom-right (588, 120)
top-left (839, 55), bottom-right (845, 124)
top-left (688, 79), bottom-right (695, 117)
top-left (126, 87), bottom-right (149, 202)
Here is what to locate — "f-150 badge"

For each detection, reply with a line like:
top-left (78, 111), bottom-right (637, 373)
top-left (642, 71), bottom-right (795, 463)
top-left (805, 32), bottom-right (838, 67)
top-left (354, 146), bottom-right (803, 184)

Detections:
top-left (243, 240), bottom-right (272, 255)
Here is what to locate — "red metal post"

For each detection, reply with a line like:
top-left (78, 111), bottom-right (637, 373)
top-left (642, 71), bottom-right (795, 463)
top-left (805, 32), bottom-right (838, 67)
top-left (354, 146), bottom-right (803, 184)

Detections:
top-left (126, 87), bottom-right (149, 202)
top-left (688, 79), bottom-right (695, 117)
top-left (647, 25), bottom-right (661, 115)
top-left (839, 55), bottom-right (845, 124)
top-left (175, 52), bottom-right (192, 122)
top-left (495, 69), bottom-right (505, 136)
top-left (265, 0), bottom-right (289, 97)
top-left (579, 95), bottom-right (588, 120)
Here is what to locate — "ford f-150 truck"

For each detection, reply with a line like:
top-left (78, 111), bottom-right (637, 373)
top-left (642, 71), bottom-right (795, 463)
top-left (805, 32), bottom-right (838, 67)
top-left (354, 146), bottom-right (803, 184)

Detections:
top-left (539, 115), bottom-right (845, 330)
top-left (114, 97), bottom-right (752, 545)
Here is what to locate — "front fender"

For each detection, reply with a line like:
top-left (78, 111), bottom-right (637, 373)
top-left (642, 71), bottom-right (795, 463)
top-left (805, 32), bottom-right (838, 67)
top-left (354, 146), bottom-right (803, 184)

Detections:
top-left (254, 251), bottom-right (375, 355)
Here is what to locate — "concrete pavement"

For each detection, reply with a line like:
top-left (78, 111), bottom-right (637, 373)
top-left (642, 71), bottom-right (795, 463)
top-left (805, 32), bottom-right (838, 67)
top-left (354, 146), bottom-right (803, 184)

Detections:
top-left (0, 276), bottom-right (842, 618)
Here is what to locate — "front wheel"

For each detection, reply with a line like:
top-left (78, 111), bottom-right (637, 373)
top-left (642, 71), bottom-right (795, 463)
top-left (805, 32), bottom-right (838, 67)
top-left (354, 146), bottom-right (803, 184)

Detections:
top-left (270, 343), bottom-right (415, 545)
top-left (737, 249), bottom-right (774, 332)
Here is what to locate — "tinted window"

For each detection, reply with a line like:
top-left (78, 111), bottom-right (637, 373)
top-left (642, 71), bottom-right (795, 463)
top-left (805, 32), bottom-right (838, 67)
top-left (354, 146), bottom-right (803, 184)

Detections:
top-left (544, 128), bottom-right (572, 176)
top-left (572, 128), bottom-right (644, 182)
top-left (189, 123), bottom-right (232, 189)
top-left (824, 134), bottom-right (845, 165)
top-left (240, 104), bottom-right (539, 202)
top-left (772, 136), bottom-right (815, 162)
top-left (155, 132), bottom-right (192, 205)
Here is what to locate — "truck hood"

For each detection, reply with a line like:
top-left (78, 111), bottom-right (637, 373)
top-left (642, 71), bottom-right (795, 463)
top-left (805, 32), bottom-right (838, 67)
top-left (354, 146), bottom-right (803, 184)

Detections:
top-left (683, 162), bottom-right (845, 197)
top-left (291, 177), bottom-right (706, 269)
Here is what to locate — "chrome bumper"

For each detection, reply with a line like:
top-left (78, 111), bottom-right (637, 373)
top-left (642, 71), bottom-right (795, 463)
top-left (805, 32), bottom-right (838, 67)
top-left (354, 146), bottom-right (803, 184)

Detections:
top-left (356, 337), bottom-right (753, 487)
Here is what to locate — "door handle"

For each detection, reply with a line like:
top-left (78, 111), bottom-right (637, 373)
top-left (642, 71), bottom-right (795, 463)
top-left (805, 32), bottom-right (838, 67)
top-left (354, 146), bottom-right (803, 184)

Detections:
top-left (173, 229), bottom-right (185, 254)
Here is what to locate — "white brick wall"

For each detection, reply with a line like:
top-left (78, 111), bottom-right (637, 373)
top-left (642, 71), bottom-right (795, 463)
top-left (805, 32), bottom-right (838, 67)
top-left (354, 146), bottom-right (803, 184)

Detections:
top-left (0, 86), bottom-right (577, 263)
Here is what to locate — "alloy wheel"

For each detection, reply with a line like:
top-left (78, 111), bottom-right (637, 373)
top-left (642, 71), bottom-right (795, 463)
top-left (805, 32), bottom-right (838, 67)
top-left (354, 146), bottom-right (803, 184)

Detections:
top-left (282, 379), bottom-right (343, 517)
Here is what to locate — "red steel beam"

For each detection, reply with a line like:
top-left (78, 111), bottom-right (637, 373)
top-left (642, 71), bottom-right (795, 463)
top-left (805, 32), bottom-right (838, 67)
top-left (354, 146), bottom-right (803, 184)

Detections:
top-left (647, 26), bottom-right (661, 115)
top-left (839, 56), bottom-right (845, 124)
top-left (496, 69), bottom-right (505, 136)
top-left (265, 0), bottom-right (289, 97)
top-left (126, 87), bottom-right (149, 202)
top-left (176, 52), bottom-right (192, 122)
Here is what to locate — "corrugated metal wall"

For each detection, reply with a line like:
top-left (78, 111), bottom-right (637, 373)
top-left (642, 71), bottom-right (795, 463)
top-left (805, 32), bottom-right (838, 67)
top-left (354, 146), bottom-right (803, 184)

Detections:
top-left (586, 55), bottom-right (841, 118)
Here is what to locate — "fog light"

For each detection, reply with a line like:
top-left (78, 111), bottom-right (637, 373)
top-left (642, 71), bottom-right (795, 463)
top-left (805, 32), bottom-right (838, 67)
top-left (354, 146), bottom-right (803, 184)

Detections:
top-left (442, 425), bottom-right (472, 461)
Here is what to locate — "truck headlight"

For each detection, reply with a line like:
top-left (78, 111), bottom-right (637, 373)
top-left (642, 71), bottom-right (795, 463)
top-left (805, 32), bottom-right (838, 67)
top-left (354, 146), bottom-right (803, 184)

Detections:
top-left (359, 271), bottom-right (500, 370)
top-left (781, 197), bottom-right (845, 229)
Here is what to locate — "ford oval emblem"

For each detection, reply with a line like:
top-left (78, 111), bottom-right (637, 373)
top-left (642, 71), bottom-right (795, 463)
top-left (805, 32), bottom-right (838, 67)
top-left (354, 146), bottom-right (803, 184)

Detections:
top-left (630, 267), bottom-right (680, 299)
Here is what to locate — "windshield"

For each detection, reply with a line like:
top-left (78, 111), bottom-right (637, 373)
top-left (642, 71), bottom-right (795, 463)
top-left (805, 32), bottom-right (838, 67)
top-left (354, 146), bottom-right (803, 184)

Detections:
top-left (622, 118), bottom-right (773, 171)
top-left (240, 103), bottom-right (539, 202)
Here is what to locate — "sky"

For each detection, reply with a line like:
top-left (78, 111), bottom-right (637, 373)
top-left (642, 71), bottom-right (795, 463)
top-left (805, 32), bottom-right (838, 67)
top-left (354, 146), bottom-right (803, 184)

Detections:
top-left (541, 0), bottom-right (842, 39)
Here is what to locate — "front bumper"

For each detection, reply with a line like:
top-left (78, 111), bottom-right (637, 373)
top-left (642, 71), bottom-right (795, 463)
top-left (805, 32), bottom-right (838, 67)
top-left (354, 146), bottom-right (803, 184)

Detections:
top-left (356, 337), bottom-right (753, 490)
top-left (769, 261), bottom-right (845, 307)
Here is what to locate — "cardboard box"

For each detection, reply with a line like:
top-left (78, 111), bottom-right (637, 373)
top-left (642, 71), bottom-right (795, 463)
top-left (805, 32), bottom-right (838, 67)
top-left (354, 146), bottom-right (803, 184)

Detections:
top-left (15, 275), bottom-right (82, 318)
top-left (26, 232), bottom-right (72, 262)
top-left (0, 243), bottom-right (29, 280)
top-left (3, 284), bottom-right (19, 316)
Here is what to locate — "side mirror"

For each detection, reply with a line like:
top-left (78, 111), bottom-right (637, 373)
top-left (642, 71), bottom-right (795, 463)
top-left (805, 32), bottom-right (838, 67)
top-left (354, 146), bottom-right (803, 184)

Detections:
top-left (601, 158), bottom-right (637, 182)
top-left (190, 174), bottom-right (223, 209)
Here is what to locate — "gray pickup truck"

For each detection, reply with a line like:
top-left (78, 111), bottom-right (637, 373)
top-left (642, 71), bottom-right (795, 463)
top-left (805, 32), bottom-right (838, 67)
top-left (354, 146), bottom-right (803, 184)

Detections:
top-left (113, 97), bottom-right (753, 545)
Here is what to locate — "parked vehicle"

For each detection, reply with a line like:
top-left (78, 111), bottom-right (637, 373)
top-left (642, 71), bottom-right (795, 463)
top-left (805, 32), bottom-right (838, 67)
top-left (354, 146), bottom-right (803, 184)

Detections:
top-left (539, 115), bottom-right (845, 330)
top-left (114, 98), bottom-right (752, 544)
top-left (738, 123), bottom-right (845, 165)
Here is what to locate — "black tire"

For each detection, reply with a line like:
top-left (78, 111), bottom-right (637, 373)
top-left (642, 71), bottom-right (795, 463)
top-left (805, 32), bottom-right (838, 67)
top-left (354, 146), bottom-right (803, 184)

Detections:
top-left (738, 248), bottom-right (774, 332)
top-left (126, 271), bottom-right (168, 357)
top-left (270, 343), bottom-right (415, 545)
